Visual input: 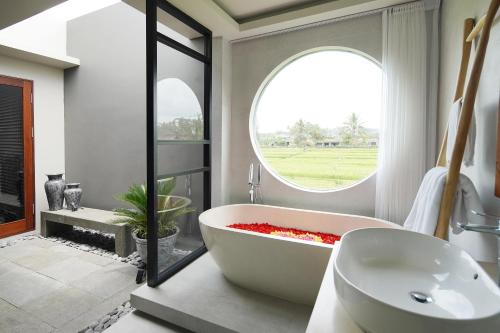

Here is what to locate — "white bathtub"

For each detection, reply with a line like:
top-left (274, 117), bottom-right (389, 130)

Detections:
top-left (199, 204), bottom-right (399, 305)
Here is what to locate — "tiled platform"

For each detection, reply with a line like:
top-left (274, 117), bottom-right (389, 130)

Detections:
top-left (0, 237), bottom-right (140, 332)
top-left (131, 253), bottom-right (313, 333)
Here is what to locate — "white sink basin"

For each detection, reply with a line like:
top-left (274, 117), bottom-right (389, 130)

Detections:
top-left (334, 228), bottom-right (500, 333)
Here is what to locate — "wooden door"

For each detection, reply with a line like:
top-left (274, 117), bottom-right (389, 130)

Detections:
top-left (0, 75), bottom-right (34, 238)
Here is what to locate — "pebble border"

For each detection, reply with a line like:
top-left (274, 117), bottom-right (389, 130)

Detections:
top-left (79, 300), bottom-right (134, 333)
top-left (0, 230), bottom-right (143, 266)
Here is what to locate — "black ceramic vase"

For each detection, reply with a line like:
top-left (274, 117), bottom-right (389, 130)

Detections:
top-left (44, 174), bottom-right (65, 211)
top-left (64, 183), bottom-right (82, 211)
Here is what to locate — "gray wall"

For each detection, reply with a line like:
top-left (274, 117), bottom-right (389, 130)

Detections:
top-left (65, 3), bottom-right (204, 212)
top-left (211, 37), bottom-right (232, 207)
top-left (438, 0), bottom-right (500, 262)
top-left (229, 14), bottom-right (382, 216)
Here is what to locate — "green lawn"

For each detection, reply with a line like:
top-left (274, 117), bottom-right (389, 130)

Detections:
top-left (260, 147), bottom-right (378, 190)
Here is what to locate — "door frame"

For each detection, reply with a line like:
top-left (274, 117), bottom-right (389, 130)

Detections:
top-left (0, 75), bottom-right (35, 238)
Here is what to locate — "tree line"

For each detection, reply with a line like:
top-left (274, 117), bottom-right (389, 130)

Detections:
top-left (259, 112), bottom-right (375, 148)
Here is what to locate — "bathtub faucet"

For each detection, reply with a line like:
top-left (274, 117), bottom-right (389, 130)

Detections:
top-left (248, 163), bottom-right (263, 204)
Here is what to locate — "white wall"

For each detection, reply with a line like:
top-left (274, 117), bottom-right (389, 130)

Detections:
top-left (229, 14), bottom-right (382, 215)
top-left (0, 0), bottom-right (120, 59)
top-left (0, 16), bottom-right (67, 57)
top-left (0, 55), bottom-right (65, 231)
top-left (439, 0), bottom-right (500, 262)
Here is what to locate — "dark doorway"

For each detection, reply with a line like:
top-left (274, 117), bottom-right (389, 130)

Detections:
top-left (0, 75), bottom-right (35, 238)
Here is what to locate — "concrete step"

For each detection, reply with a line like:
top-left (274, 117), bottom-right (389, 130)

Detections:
top-left (130, 253), bottom-right (312, 333)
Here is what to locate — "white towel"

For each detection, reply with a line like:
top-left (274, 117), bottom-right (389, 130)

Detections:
top-left (446, 98), bottom-right (476, 166)
top-left (403, 167), bottom-right (482, 235)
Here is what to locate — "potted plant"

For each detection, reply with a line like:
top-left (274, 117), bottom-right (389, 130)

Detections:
top-left (113, 177), bottom-right (194, 267)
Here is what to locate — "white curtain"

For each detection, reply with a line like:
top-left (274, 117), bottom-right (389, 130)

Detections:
top-left (375, 1), bottom-right (433, 224)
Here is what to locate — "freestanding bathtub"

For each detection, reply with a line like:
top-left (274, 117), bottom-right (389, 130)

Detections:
top-left (199, 204), bottom-right (399, 305)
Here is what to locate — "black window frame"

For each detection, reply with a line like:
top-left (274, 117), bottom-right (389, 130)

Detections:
top-left (146, 0), bottom-right (212, 287)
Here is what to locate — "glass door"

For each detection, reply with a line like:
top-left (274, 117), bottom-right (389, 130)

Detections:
top-left (146, 0), bottom-right (212, 286)
top-left (0, 75), bottom-right (34, 238)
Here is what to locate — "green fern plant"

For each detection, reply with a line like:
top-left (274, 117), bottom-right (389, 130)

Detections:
top-left (113, 177), bottom-right (195, 239)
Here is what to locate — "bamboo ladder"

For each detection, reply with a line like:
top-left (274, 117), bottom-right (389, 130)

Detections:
top-left (434, 0), bottom-right (500, 240)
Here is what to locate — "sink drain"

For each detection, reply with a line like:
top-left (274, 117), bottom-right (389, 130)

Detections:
top-left (409, 291), bottom-right (433, 304)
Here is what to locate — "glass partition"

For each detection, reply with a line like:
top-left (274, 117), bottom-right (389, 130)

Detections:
top-left (146, 0), bottom-right (211, 286)
top-left (157, 41), bottom-right (205, 141)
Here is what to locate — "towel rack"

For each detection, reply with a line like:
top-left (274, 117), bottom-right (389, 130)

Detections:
top-left (466, 14), bottom-right (486, 42)
top-left (434, 0), bottom-right (500, 240)
top-left (435, 18), bottom-right (475, 168)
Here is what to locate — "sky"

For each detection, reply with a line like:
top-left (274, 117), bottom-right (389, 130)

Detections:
top-left (255, 50), bottom-right (382, 134)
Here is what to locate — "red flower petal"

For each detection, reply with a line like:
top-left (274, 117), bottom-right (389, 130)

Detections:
top-left (227, 223), bottom-right (340, 244)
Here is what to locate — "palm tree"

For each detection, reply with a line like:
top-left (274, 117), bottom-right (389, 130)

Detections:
top-left (341, 113), bottom-right (367, 145)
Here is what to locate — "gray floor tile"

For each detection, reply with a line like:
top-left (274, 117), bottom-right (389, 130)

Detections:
top-left (103, 310), bottom-right (189, 333)
top-left (0, 263), bottom-right (65, 307)
top-left (0, 238), bottom-right (138, 333)
top-left (12, 248), bottom-right (72, 272)
top-left (70, 267), bottom-right (137, 299)
top-left (0, 297), bottom-right (13, 312)
top-left (77, 251), bottom-right (115, 266)
top-left (54, 287), bottom-right (136, 333)
top-left (0, 299), bottom-right (54, 333)
top-left (49, 244), bottom-right (83, 257)
top-left (38, 257), bottom-right (102, 283)
top-left (21, 286), bottom-right (102, 328)
top-left (25, 238), bottom-right (57, 249)
top-left (0, 244), bottom-right (44, 261)
top-left (0, 260), bottom-right (18, 277)
top-left (103, 261), bottom-right (138, 277)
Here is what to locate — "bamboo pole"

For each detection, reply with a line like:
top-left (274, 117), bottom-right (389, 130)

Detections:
top-left (436, 18), bottom-right (475, 167)
top-left (434, 0), bottom-right (500, 239)
top-left (466, 14), bottom-right (486, 42)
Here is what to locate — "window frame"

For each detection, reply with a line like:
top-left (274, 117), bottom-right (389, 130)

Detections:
top-left (248, 46), bottom-right (382, 193)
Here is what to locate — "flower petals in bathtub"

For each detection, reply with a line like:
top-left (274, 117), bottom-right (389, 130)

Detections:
top-left (227, 223), bottom-right (341, 244)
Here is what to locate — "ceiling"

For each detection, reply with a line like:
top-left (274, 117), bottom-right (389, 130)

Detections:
top-left (213, 0), bottom-right (335, 22)
top-left (0, 0), bottom-right (67, 30)
top-left (123, 0), bottom-right (413, 41)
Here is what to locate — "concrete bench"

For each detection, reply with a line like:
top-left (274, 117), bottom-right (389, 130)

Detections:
top-left (41, 207), bottom-right (135, 257)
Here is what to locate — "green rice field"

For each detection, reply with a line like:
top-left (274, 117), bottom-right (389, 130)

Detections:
top-left (260, 147), bottom-right (378, 190)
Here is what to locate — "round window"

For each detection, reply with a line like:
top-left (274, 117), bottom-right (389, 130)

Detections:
top-left (250, 48), bottom-right (382, 192)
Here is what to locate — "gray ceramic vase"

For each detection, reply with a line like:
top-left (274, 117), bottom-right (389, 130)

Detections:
top-left (64, 183), bottom-right (82, 211)
top-left (44, 174), bottom-right (65, 211)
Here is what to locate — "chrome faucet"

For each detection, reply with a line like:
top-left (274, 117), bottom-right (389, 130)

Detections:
top-left (248, 163), bottom-right (263, 204)
top-left (460, 210), bottom-right (500, 286)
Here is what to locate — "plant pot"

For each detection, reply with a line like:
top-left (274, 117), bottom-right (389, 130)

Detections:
top-left (157, 195), bottom-right (194, 236)
top-left (44, 174), bottom-right (65, 211)
top-left (64, 183), bottom-right (82, 211)
top-left (133, 227), bottom-right (179, 269)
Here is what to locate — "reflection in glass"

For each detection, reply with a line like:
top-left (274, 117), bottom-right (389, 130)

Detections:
top-left (156, 173), bottom-right (204, 271)
top-left (0, 84), bottom-right (24, 224)
top-left (150, 4), bottom-right (210, 285)
top-left (157, 78), bottom-right (203, 140)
